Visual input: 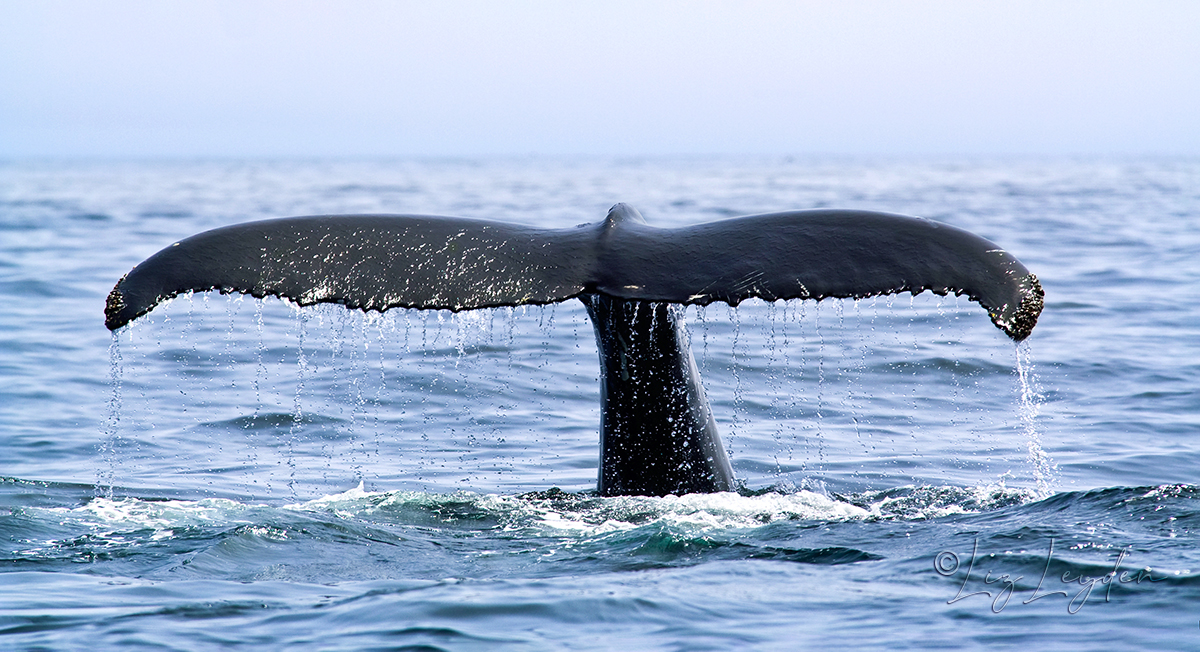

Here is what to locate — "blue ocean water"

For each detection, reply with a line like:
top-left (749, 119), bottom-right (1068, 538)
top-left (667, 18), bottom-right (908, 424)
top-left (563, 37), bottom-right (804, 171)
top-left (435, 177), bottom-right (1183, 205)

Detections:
top-left (1, 158), bottom-right (1198, 650)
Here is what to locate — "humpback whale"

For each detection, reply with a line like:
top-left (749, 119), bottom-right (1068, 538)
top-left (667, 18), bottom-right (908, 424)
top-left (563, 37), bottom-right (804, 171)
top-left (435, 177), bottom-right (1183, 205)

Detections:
top-left (105, 203), bottom-right (1043, 496)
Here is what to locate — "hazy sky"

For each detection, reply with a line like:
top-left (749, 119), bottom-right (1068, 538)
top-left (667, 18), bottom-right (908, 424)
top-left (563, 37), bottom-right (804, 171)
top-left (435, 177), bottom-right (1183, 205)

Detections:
top-left (3, 1), bottom-right (1198, 157)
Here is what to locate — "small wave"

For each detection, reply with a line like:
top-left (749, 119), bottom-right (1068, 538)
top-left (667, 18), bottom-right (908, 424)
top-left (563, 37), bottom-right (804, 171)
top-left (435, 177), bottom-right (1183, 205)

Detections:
top-left (33, 496), bottom-right (263, 538)
top-left (282, 483), bottom-right (873, 535)
top-left (13, 481), bottom-right (1047, 545)
top-left (14, 482), bottom-right (1186, 580)
top-left (845, 483), bottom-right (1037, 520)
top-left (1128, 483), bottom-right (1200, 502)
top-left (286, 482), bottom-right (1043, 536)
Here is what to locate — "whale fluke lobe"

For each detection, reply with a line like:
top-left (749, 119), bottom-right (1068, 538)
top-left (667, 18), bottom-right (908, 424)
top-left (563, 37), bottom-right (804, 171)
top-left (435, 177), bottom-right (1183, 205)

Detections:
top-left (105, 205), bottom-right (1042, 340)
top-left (106, 203), bottom-right (1043, 496)
top-left (104, 214), bottom-right (597, 331)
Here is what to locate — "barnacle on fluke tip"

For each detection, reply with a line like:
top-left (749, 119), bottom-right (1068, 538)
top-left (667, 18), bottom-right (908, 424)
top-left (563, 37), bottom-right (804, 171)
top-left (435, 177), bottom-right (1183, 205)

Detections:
top-left (992, 273), bottom-right (1044, 342)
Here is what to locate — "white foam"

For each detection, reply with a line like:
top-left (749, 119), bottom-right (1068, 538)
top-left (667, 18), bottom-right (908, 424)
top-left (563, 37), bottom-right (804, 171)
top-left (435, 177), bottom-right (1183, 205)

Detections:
top-left (493, 490), bottom-right (872, 537)
top-left (25, 481), bottom-right (1034, 550)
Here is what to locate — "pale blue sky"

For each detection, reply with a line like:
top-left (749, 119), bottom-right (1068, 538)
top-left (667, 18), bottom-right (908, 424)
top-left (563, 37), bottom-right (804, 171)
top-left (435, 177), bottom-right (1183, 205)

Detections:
top-left (3, 1), bottom-right (1198, 157)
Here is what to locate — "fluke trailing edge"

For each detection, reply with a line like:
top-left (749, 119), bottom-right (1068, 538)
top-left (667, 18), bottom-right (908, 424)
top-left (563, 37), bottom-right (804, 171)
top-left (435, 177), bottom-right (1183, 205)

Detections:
top-left (105, 203), bottom-right (1043, 496)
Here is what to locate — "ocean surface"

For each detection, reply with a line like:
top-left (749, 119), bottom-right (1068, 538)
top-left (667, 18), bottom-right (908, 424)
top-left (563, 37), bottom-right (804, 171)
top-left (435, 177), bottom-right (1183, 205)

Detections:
top-left (2, 157), bottom-right (1198, 650)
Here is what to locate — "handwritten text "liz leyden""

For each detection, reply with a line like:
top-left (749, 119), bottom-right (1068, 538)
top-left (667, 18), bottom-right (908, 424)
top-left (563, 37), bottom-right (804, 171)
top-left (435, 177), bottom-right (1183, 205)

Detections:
top-left (933, 539), bottom-right (1164, 613)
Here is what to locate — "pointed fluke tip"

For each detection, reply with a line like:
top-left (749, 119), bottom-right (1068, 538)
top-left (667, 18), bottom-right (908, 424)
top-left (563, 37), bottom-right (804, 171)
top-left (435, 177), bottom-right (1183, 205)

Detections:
top-left (105, 279), bottom-right (129, 331)
top-left (991, 273), bottom-right (1043, 342)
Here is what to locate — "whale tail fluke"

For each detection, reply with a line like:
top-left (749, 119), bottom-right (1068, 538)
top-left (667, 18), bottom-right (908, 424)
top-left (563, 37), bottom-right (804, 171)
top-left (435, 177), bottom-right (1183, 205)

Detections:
top-left (106, 205), bottom-right (1042, 339)
top-left (105, 204), bottom-right (1043, 497)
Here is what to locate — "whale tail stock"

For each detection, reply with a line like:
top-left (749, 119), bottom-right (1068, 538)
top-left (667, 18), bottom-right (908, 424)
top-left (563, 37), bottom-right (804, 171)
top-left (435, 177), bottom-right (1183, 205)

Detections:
top-left (105, 203), bottom-right (1043, 496)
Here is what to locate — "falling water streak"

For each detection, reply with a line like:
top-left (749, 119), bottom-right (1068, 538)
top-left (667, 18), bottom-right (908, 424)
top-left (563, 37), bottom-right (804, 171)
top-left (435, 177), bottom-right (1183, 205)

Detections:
top-left (728, 304), bottom-right (743, 456)
top-left (196, 294), bottom-right (213, 420)
top-left (778, 301), bottom-right (795, 466)
top-left (693, 304), bottom-right (710, 375)
top-left (429, 309), bottom-right (443, 352)
top-left (346, 314), bottom-right (368, 483)
top-left (285, 309), bottom-right (310, 497)
top-left (646, 303), bottom-right (665, 449)
top-left (766, 301), bottom-right (784, 476)
top-left (420, 310), bottom-right (430, 352)
top-left (437, 310), bottom-right (449, 348)
top-left (878, 296), bottom-right (900, 456)
top-left (452, 312), bottom-right (468, 479)
top-left (187, 295), bottom-right (218, 493)
top-left (371, 314), bottom-right (390, 479)
top-left (623, 301), bottom-right (642, 454)
top-left (454, 310), bottom-right (490, 482)
top-left (400, 309), bottom-right (412, 354)
top-left (486, 307), bottom-right (509, 478)
top-left (908, 295), bottom-right (921, 443)
top-left (512, 307), bottom-right (536, 468)
top-left (955, 295), bottom-right (987, 457)
top-left (223, 295), bottom-right (241, 391)
top-left (97, 333), bottom-right (124, 499)
top-left (787, 300), bottom-right (806, 467)
top-left (539, 302), bottom-right (557, 340)
top-left (497, 308), bottom-right (516, 481)
top-left (238, 300), bottom-right (266, 485)
top-left (834, 300), bottom-right (846, 411)
top-left (177, 293), bottom-right (196, 423)
top-left (538, 304), bottom-right (562, 482)
top-left (849, 300), bottom-right (872, 455)
top-left (504, 306), bottom-right (517, 361)
top-left (494, 306), bottom-right (517, 465)
top-left (648, 303), bottom-right (661, 367)
top-left (841, 300), bottom-right (867, 462)
top-left (252, 301), bottom-right (266, 418)
top-left (538, 304), bottom-right (558, 377)
top-left (203, 296), bottom-right (238, 471)
top-left (454, 311), bottom-right (469, 366)
top-left (322, 309), bottom-right (352, 484)
top-left (419, 312), bottom-right (443, 440)
top-left (501, 305), bottom-right (519, 472)
top-left (939, 297), bottom-right (967, 470)
top-left (813, 301), bottom-right (825, 466)
top-left (1015, 341), bottom-right (1054, 497)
